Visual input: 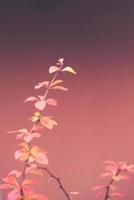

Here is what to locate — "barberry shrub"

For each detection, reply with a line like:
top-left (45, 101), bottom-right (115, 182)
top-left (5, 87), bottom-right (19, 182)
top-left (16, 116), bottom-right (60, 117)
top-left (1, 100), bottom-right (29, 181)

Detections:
top-left (1, 58), bottom-right (133, 200)
top-left (93, 160), bottom-right (134, 200)
top-left (0, 58), bottom-right (77, 200)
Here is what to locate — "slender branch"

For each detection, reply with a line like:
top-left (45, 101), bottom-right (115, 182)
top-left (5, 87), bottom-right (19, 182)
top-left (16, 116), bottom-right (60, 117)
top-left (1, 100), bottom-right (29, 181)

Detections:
top-left (39, 166), bottom-right (71, 200)
top-left (104, 180), bottom-right (113, 200)
top-left (43, 62), bottom-right (63, 99)
top-left (20, 60), bottom-right (65, 199)
top-left (20, 143), bottom-right (31, 198)
top-left (38, 61), bottom-right (72, 200)
top-left (44, 70), bottom-right (59, 99)
top-left (20, 161), bottom-right (28, 198)
top-left (104, 169), bottom-right (121, 200)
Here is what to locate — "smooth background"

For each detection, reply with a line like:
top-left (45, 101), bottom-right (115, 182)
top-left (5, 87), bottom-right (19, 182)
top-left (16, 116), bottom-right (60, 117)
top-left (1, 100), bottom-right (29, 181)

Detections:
top-left (0, 0), bottom-right (134, 199)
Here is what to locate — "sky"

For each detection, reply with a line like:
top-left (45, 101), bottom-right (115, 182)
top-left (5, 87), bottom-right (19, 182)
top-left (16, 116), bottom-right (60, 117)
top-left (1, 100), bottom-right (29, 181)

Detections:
top-left (1, 0), bottom-right (134, 200)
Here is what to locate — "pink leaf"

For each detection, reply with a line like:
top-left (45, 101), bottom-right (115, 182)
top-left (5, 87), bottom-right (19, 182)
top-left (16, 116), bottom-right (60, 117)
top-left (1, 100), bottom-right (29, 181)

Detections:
top-left (7, 188), bottom-right (20, 200)
top-left (49, 66), bottom-right (60, 74)
top-left (0, 183), bottom-right (14, 189)
top-left (40, 116), bottom-right (57, 129)
top-left (2, 176), bottom-right (19, 187)
top-left (23, 134), bottom-right (34, 143)
top-left (96, 192), bottom-right (103, 197)
top-left (30, 193), bottom-right (48, 200)
top-left (32, 132), bottom-right (41, 138)
top-left (17, 129), bottom-right (28, 133)
top-left (105, 165), bottom-right (117, 173)
top-left (24, 96), bottom-right (38, 103)
top-left (101, 172), bottom-right (112, 178)
top-left (15, 144), bottom-right (29, 161)
top-left (22, 185), bottom-right (34, 194)
top-left (8, 128), bottom-right (28, 134)
top-left (15, 150), bottom-right (22, 160)
top-left (34, 100), bottom-right (46, 111)
top-left (119, 175), bottom-right (131, 181)
top-left (46, 98), bottom-right (58, 106)
top-left (8, 170), bottom-right (22, 178)
top-left (23, 132), bottom-right (41, 143)
top-left (69, 192), bottom-right (79, 195)
top-left (103, 160), bottom-right (118, 167)
top-left (34, 81), bottom-right (49, 89)
top-left (127, 164), bottom-right (134, 172)
top-left (30, 146), bottom-right (49, 165)
top-left (35, 152), bottom-right (49, 165)
top-left (22, 179), bottom-right (38, 186)
top-left (51, 85), bottom-right (68, 91)
top-left (26, 164), bottom-right (43, 176)
top-left (110, 192), bottom-right (124, 197)
top-left (92, 185), bottom-right (105, 191)
top-left (19, 142), bottom-right (29, 150)
top-left (16, 133), bottom-right (24, 140)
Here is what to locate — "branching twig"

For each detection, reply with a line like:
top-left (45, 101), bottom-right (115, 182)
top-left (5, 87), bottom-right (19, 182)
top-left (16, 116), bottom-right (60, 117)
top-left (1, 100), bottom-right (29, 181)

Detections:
top-left (0, 58), bottom-right (76, 200)
top-left (39, 166), bottom-right (71, 200)
top-left (104, 169), bottom-right (121, 200)
top-left (20, 61), bottom-right (63, 198)
top-left (20, 142), bottom-right (31, 198)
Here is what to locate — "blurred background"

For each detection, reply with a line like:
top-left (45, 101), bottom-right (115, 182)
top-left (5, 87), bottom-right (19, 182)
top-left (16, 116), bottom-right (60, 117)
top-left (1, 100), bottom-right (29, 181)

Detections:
top-left (0, 0), bottom-right (134, 199)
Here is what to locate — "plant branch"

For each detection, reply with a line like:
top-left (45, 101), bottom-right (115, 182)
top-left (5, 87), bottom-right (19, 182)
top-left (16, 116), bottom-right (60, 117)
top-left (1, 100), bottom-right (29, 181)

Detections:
top-left (39, 166), bottom-right (71, 200)
top-left (19, 60), bottom-right (65, 199)
top-left (43, 63), bottom-right (63, 99)
top-left (20, 143), bottom-right (31, 198)
top-left (104, 169), bottom-right (121, 200)
top-left (38, 61), bottom-right (72, 200)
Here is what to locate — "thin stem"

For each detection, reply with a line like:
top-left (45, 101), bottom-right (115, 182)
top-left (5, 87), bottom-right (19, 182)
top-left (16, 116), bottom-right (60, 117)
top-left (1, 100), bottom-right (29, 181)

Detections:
top-left (19, 61), bottom-right (65, 199)
top-left (44, 71), bottom-right (59, 99)
top-left (20, 143), bottom-right (31, 198)
top-left (104, 169), bottom-right (121, 200)
top-left (39, 166), bottom-right (71, 200)
top-left (43, 63), bottom-right (63, 99)
top-left (39, 62), bottom-right (71, 200)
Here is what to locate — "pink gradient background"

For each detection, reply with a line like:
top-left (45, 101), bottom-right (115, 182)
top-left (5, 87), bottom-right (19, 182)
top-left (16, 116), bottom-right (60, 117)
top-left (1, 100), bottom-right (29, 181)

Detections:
top-left (1, 0), bottom-right (134, 199)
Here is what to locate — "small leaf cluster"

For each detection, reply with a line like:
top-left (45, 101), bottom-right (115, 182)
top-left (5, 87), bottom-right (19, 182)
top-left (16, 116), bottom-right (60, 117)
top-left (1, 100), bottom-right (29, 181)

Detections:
top-left (0, 58), bottom-right (76, 200)
top-left (93, 160), bottom-right (134, 200)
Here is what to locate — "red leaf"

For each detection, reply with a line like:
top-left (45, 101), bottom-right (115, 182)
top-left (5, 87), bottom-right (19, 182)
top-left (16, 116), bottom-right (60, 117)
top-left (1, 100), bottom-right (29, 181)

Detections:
top-left (2, 176), bottom-right (19, 188)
